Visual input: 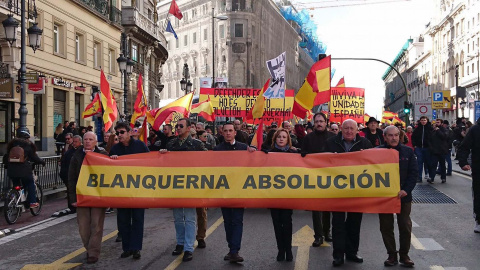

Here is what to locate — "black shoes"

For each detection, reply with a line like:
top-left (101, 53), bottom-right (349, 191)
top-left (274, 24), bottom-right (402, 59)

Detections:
top-left (285, 249), bottom-right (293, 262)
top-left (224, 252), bottom-right (232, 261)
top-left (276, 250), bottom-right (285, 261)
top-left (324, 233), bottom-right (333, 242)
top-left (277, 249), bottom-right (293, 262)
top-left (427, 178), bottom-right (434, 184)
top-left (197, 239), bottom-right (206, 248)
top-left (182, 251), bottom-right (193, 262)
top-left (399, 255), bottom-right (414, 267)
top-left (312, 238), bottom-right (323, 247)
top-left (229, 253), bottom-right (244, 263)
top-left (120, 251), bottom-right (133, 258)
top-left (115, 234), bottom-right (122, 242)
top-left (133, 250), bottom-right (141, 259)
top-left (346, 254), bottom-right (364, 263)
top-left (384, 253), bottom-right (398, 266)
top-left (172, 245), bottom-right (184, 256)
top-left (441, 178), bottom-right (446, 183)
top-left (332, 257), bottom-right (344, 266)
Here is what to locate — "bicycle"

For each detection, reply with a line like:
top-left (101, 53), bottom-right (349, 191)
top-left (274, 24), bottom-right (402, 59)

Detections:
top-left (3, 179), bottom-right (43, 224)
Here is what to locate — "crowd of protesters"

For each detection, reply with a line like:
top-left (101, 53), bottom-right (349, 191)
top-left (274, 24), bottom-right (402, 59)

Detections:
top-left (33, 113), bottom-right (479, 267)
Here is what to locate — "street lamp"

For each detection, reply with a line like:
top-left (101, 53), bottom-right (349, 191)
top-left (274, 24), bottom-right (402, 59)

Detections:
top-left (180, 63), bottom-right (193, 93)
top-left (117, 33), bottom-right (134, 117)
top-left (467, 50), bottom-right (480, 101)
top-left (2, 0), bottom-right (43, 137)
top-left (460, 100), bottom-right (467, 117)
top-left (211, 8), bottom-right (228, 88)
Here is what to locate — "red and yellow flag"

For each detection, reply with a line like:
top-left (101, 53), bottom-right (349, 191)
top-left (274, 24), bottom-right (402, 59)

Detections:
top-left (191, 97), bottom-right (215, 122)
top-left (336, 77), bottom-right (345, 87)
top-left (82, 93), bottom-right (102, 118)
top-left (250, 119), bottom-right (264, 149)
top-left (100, 70), bottom-right (117, 131)
top-left (146, 93), bottom-right (193, 131)
top-left (364, 113), bottom-right (370, 124)
top-left (293, 56), bottom-right (331, 118)
top-left (130, 74), bottom-right (148, 127)
top-left (138, 117), bottom-right (149, 144)
top-left (382, 111), bottom-right (398, 119)
top-left (247, 79), bottom-right (270, 120)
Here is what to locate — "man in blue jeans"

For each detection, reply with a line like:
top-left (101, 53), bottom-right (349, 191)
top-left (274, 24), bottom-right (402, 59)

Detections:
top-left (110, 122), bottom-right (150, 260)
top-left (214, 122), bottom-right (256, 263)
top-left (161, 118), bottom-right (207, 262)
top-left (411, 116), bottom-right (433, 182)
top-left (442, 120), bottom-right (454, 175)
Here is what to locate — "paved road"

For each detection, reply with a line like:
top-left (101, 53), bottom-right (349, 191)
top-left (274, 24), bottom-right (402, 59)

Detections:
top-left (0, 171), bottom-right (478, 270)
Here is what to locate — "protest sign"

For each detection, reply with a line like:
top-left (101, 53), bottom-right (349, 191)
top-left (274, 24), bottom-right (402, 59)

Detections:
top-left (329, 87), bottom-right (365, 124)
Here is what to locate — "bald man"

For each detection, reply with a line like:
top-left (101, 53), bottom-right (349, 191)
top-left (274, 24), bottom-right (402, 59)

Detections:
top-left (68, 132), bottom-right (108, 264)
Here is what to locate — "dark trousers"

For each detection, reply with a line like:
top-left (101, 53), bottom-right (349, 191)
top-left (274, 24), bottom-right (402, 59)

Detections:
top-left (473, 169), bottom-right (480, 221)
top-left (332, 212), bottom-right (363, 259)
top-left (270, 209), bottom-right (293, 251)
top-left (415, 147), bottom-right (430, 179)
top-left (117, 208), bottom-right (145, 252)
top-left (221, 207), bottom-right (244, 254)
top-left (11, 175), bottom-right (35, 205)
top-left (445, 150), bottom-right (452, 174)
top-left (60, 176), bottom-right (75, 212)
top-left (196, 208), bottom-right (207, 240)
top-left (430, 153), bottom-right (446, 181)
top-left (379, 202), bottom-right (412, 256)
top-left (312, 211), bottom-right (331, 239)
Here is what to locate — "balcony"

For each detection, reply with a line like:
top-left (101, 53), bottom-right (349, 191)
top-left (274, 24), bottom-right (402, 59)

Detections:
top-left (71, 0), bottom-right (122, 27)
top-left (122, 6), bottom-right (166, 45)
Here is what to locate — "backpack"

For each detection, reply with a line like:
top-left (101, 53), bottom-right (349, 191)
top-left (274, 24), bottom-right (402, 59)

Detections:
top-left (9, 146), bottom-right (26, 163)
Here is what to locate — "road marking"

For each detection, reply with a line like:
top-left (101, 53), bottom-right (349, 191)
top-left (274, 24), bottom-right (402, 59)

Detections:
top-left (21, 230), bottom-right (118, 270)
top-left (0, 214), bottom-right (76, 246)
top-left (412, 219), bottom-right (419, 227)
top-left (164, 216), bottom-right (224, 270)
top-left (415, 237), bottom-right (444, 250)
top-left (292, 225), bottom-right (330, 270)
top-left (411, 233), bottom-right (425, 250)
top-left (453, 171), bottom-right (472, 180)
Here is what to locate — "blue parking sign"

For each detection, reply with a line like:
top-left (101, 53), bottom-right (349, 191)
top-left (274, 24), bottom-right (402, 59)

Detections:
top-left (475, 101), bottom-right (480, 122)
top-left (433, 92), bottom-right (443, 102)
top-left (432, 109), bottom-right (437, 120)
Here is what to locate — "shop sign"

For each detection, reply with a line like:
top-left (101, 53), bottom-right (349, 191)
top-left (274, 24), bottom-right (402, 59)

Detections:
top-left (52, 77), bottom-right (72, 88)
top-left (28, 77), bottom-right (46, 94)
top-left (25, 72), bottom-right (39, 84)
top-left (74, 86), bottom-right (86, 92)
top-left (0, 78), bottom-right (13, 98)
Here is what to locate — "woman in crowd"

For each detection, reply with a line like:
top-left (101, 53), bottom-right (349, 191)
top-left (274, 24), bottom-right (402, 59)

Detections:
top-left (105, 134), bottom-right (119, 154)
top-left (268, 128), bottom-right (298, 262)
top-left (54, 123), bottom-right (64, 154)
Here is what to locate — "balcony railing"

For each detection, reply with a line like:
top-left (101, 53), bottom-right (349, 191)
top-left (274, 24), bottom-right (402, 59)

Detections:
top-left (122, 6), bottom-right (166, 45)
top-left (109, 5), bottom-right (122, 26)
top-left (72, 0), bottom-right (121, 26)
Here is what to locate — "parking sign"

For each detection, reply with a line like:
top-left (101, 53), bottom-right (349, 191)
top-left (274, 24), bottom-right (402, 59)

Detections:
top-left (432, 90), bottom-right (451, 109)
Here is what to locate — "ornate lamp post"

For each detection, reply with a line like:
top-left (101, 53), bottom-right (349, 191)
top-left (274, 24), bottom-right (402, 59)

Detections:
top-left (2, 0), bottom-right (43, 136)
top-left (117, 33), bottom-right (135, 118)
top-left (181, 63), bottom-right (193, 93)
top-left (211, 8), bottom-right (228, 88)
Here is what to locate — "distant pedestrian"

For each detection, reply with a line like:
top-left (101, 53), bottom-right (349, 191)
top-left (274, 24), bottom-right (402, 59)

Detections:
top-left (428, 119), bottom-right (448, 184)
top-left (412, 116), bottom-right (433, 182)
top-left (378, 126), bottom-right (417, 267)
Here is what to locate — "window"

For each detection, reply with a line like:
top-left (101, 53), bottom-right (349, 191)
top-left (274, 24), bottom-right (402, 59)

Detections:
top-left (139, 45), bottom-right (144, 64)
top-left (193, 32), bottom-right (197, 44)
top-left (203, 28), bottom-right (207, 41)
top-left (184, 35), bottom-right (188, 46)
top-left (148, 9), bottom-right (152, 20)
top-left (175, 38), bottom-right (179, 48)
top-left (53, 24), bottom-right (59, 53)
top-left (108, 48), bottom-right (115, 74)
top-left (75, 35), bottom-right (80, 60)
top-left (456, 23), bottom-right (459, 37)
top-left (167, 40), bottom-right (171, 50)
top-left (93, 41), bottom-right (101, 68)
top-left (220, 25), bottom-right (225, 38)
top-left (74, 33), bottom-right (85, 63)
top-left (131, 43), bottom-right (138, 61)
top-left (53, 20), bottom-right (65, 56)
top-left (235, 24), bottom-right (244, 37)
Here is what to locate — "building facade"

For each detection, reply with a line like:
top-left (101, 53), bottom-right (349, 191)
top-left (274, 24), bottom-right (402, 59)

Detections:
top-left (157, 0), bottom-right (314, 102)
top-left (0, 0), bottom-right (123, 155)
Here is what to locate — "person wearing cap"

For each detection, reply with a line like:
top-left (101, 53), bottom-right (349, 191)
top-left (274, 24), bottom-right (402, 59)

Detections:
top-left (3, 130), bottom-right (45, 208)
top-left (361, 117), bottom-right (384, 147)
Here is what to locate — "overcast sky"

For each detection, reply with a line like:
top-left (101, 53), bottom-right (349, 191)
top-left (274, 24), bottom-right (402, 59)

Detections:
top-left (301, 0), bottom-right (434, 118)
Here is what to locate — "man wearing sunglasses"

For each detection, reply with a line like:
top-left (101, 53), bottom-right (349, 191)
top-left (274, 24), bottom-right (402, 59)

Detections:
top-left (109, 122), bottom-right (150, 260)
top-left (160, 118), bottom-right (207, 262)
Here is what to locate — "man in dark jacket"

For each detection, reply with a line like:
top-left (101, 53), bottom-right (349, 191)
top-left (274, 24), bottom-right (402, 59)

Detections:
top-left (325, 119), bottom-right (373, 267)
top-left (442, 120), bottom-right (455, 176)
top-left (234, 119), bottom-right (249, 143)
top-left (161, 118), bottom-right (207, 262)
top-left (458, 119), bottom-right (480, 233)
top-left (214, 122), bottom-right (256, 263)
top-left (378, 126), bottom-right (418, 267)
top-left (411, 116), bottom-right (433, 182)
top-left (301, 112), bottom-right (335, 245)
top-left (68, 132), bottom-right (108, 264)
top-left (428, 119), bottom-right (448, 183)
top-left (3, 130), bottom-right (45, 208)
top-left (109, 122), bottom-right (150, 260)
top-left (361, 117), bottom-right (384, 147)
top-left (60, 135), bottom-right (82, 213)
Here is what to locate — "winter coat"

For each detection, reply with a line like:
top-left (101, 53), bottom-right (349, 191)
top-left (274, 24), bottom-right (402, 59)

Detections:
top-left (109, 138), bottom-right (149, 156)
top-left (361, 128), bottom-right (385, 147)
top-left (301, 129), bottom-right (335, 155)
top-left (268, 146), bottom-right (299, 154)
top-left (214, 140), bottom-right (248, 151)
top-left (429, 126), bottom-right (449, 155)
top-left (325, 132), bottom-right (373, 153)
top-left (166, 135), bottom-right (207, 152)
top-left (67, 146), bottom-right (108, 203)
top-left (377, 143), bottom-right (418, 203)
top-left (60, 146), bottom-right (79, 180)
top-left (458, 123), bottom-right (480, 168)
top-left (411, 122), bottom-right (433, 148)
top-left (3, 138), bottom-right (45, 178)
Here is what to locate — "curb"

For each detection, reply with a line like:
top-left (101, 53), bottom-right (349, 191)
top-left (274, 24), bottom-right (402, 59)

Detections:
top-left (453, 169), bottom-right (471, 177)
top-left (0, 228), bottom-right (15, 238)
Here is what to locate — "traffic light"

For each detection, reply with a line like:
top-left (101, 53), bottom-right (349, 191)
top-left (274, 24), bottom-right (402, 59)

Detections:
top-left (403, 101), bottom-right (412, 114)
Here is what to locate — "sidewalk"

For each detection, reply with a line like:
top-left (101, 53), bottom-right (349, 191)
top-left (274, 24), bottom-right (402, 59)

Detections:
top-left (451, 159), bottom-right (472, 177)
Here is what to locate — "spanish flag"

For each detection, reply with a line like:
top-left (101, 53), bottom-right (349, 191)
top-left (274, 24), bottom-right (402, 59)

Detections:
top-left (293, 56), bottom-right (331, 118)
top-left (382, 111), bottom-right (398, 119)
top-left (392, 116), bottom-right (405, 127)
top-left (191, 97), bottom-right (215, 122)
top-left (250, 119), bottom-right (264, 149)
top-left (364, 113), bottom-right (370, 124)
top-left (82, 93), bottom-right (102, 118)
top-left (100, 70), bottom-right (117, 132)
top-left (138, 117), bottom-right (149, 144)
top-left (247, 79), bottom-right (270, 120)
top-left (381, 117), bottom-right (392, 125)
top-left (336, 77), bottom-right (345, 87)
top-left (147, 93), bottom-right (193, 131)
top-left (130, 74), bottom-right (148, 127)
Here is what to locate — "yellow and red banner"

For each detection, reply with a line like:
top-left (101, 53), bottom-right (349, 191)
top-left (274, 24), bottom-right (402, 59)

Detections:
top-left (77, 149), bottom-right (401, 213)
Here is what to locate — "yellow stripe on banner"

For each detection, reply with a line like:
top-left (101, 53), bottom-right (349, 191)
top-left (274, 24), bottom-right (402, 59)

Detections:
top-left (77, 164), bottom-right (400, 199)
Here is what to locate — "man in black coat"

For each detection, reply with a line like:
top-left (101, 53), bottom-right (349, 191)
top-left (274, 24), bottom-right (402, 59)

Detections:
top-left (411, 116), bottom-right (433, 182)
top-left (458, 118), bottom-right (480, 233)
top-left (428, 119), bottom-right (448, 183)
top-left (214, 122), bottom-right (256, 263)
top-left (60, 135), bottom-right (82, 213)
top-left (377, 126), bottom-right (418, 267)
top-left (109, 122), bottom-right (150, 260)
top-left (325, 119), bottom-right (373, 267)
top-left (301, 112), bottom-right (335, 245)
top-left (361, 117), bottom-right (384, 147)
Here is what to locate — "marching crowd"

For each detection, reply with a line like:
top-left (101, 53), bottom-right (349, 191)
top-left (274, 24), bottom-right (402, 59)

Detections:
top-left (4, 112), bottom-right (480, 267)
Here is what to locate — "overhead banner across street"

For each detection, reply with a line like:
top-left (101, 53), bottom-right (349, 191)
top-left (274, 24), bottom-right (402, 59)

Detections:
top-left (77, 149), bottom-right (401, 213)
